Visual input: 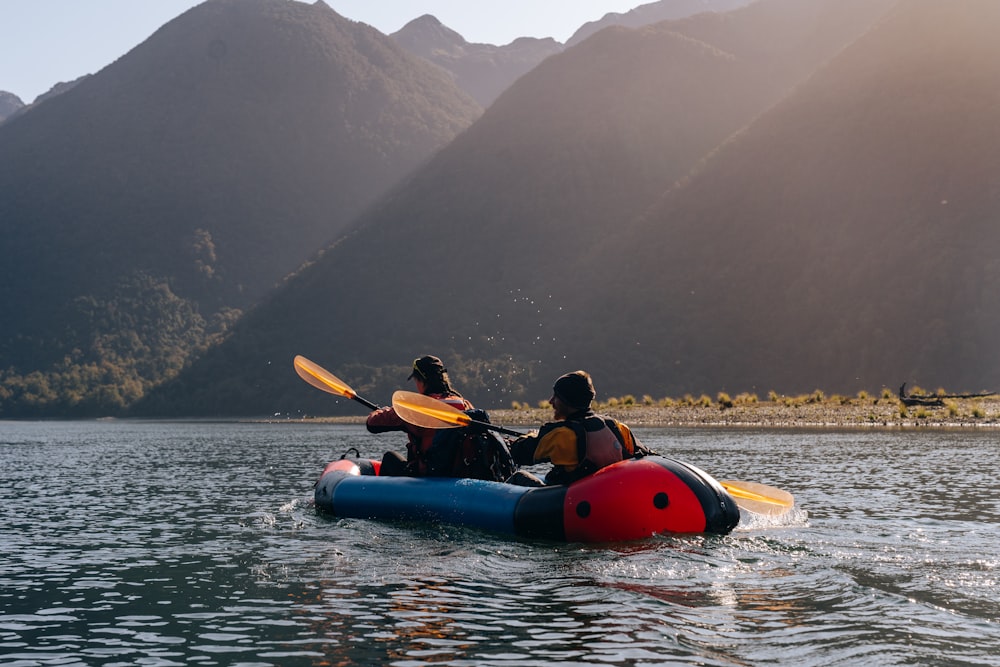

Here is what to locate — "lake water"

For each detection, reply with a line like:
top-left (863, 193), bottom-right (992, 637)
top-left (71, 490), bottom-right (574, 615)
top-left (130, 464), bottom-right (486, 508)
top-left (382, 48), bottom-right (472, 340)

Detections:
top-left (1, 420), bottom-right (998, 666)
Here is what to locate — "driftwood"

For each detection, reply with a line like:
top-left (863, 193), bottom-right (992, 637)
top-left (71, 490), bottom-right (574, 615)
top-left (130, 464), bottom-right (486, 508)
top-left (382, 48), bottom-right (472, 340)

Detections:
top-left (898, 383), bottom-right (998, 407)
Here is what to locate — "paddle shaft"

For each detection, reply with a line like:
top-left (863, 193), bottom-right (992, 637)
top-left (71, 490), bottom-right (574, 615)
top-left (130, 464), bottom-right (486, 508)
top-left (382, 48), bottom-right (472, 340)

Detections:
top-left (350, 394), bottom-right (379, 411)
top-left (467, 420), bottom-right (524, 438)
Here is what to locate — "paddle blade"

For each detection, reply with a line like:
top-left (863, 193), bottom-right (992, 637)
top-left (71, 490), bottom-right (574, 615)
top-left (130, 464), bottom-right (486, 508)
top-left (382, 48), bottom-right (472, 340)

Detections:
top-left (720, 480), bottom-right (795, 517)
top-left (392, 390), bottom-right (471, 429)
top-left (294, 355), bottom-right (358, 400)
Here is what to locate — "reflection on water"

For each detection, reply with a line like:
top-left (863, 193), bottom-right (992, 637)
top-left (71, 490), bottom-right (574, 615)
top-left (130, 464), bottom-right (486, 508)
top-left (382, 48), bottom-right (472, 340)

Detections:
top-left (1, 421), bottom-right (999, 665)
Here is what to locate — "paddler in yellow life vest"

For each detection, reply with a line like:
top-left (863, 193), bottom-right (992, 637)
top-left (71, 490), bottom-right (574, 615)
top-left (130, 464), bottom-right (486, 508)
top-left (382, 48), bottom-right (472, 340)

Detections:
top-left (508, 370), bottom-right (650, 486)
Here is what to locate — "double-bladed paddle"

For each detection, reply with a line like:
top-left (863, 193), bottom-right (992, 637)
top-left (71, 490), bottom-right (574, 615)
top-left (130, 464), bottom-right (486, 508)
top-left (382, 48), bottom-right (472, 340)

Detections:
top-left (391, 389), bottom-right (795, 516)
top-left (293, 355), bottom-right (380, 410)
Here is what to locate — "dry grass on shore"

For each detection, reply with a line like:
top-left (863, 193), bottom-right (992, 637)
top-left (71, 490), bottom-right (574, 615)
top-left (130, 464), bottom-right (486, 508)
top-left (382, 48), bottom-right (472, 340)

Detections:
top-left (309, 392), bottom-right (1000, 429)
top-left (488, 396), bottom-right (1000, 429)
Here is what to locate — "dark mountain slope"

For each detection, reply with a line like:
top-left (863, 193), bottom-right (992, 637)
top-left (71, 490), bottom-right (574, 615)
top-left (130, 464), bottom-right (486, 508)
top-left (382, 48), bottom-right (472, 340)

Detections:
top-left (136, 0), bottom-right (896, 416)
top-left (602, 0), bottom-right (1000, 396)
top-left (0, 0), bottom-right (480, 417)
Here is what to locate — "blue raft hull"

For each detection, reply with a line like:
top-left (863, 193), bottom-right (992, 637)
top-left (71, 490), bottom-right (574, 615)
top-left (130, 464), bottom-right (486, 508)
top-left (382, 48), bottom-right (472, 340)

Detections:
top-left (314, 456), bottom-right (739, 542)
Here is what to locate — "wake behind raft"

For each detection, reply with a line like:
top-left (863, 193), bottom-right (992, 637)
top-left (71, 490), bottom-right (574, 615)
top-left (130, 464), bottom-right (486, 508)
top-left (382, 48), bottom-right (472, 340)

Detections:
top-left (314, 455), bottom-right (741, 543)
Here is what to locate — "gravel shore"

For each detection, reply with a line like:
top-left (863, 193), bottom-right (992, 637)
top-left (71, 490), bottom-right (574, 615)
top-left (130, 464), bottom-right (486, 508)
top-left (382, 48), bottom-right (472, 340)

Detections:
top-left (308, 396), bottom-right (1000, 429)
top-left (488, 396), bottom-right (1000, 429)
top-left (490, 396), bottom-right (1000, 428)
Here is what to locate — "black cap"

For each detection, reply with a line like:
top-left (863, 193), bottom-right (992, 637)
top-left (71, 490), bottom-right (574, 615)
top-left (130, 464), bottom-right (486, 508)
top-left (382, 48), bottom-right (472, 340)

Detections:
top-left (552, 370), bottom-right (595, 409)
top-left (407, 355), bottom-right (446, 381)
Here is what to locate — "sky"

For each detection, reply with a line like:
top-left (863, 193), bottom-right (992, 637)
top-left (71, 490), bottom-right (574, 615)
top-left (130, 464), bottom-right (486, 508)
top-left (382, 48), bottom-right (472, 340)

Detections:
top-left (0, 0), bottom-right (641, 103)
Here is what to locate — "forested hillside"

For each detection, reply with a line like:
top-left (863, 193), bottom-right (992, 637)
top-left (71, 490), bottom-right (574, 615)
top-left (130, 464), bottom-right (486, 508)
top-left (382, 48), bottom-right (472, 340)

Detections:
top-left (8, 0), bottom-right (997, 419)
top-left (0, 0), bottom-right (480, 417)
top-left (135, 0), bottom-right (898, 416)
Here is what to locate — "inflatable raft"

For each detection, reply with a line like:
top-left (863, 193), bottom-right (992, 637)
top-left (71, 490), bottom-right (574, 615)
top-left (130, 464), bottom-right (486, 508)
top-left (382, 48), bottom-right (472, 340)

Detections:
top-left (314, 455), bottom-right (740, 542)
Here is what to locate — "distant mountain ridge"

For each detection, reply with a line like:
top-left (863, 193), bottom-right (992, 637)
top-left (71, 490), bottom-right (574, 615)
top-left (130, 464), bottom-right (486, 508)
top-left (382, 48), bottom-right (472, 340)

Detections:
top-left (0, 91), bottom-right (24, 122)
top-left (391, 15), bottom-right (562, 107)
top-left (3, 0), bottom-right (744, 120)
top-left (390, 0), bottom-right (755, 108)
top-left (0, 77), bottom-right (90, 124)
top-left (566, 0), bottom-right (753, 45)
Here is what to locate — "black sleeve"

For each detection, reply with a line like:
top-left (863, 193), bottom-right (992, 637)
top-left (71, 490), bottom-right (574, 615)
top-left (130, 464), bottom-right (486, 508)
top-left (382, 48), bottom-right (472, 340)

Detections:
top-left (508, 434), bottom-right (539, 466)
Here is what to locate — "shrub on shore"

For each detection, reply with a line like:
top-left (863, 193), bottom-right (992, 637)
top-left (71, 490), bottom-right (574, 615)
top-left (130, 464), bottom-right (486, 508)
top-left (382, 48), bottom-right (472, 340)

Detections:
top-left (505, 385), bottom-right (995, 424)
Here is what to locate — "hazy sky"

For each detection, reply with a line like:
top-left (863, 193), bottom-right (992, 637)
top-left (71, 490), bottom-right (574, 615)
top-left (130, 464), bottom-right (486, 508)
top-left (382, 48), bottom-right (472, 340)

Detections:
top-left (1, 0), bottom-right (640, 103)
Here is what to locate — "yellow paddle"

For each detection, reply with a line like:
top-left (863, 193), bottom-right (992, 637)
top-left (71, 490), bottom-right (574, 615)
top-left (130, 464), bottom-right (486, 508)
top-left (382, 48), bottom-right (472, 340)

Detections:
top-left (391, 390), bottom-right (795, 514)
top-left (718, 480), bottom-right (795, 516)
top-left (293, 355), bottom-right (380, 410)
top-left (392, 390), bottom-right (524, 437)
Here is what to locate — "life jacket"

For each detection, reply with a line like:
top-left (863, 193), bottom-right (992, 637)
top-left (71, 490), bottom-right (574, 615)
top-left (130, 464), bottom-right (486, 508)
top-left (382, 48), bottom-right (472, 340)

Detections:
top-left (546, 415), bottom-right (624, 485)
top-left (424, 408), bottom-right (517, 482)
top-left (406, 394), bottom-right (470, 475)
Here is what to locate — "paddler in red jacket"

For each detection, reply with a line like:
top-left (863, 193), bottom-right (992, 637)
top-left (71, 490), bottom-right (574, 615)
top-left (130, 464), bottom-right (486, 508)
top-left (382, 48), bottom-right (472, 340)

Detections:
top-left (366, 355), bottom-right (473, 476)
top-left (508, 370), bottom-right (649, 486)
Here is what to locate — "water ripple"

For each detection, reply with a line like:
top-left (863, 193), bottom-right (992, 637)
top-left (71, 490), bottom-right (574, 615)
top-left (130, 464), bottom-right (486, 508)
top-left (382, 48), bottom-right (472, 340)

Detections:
top-left (2, 423), bottom-right (1000, 665)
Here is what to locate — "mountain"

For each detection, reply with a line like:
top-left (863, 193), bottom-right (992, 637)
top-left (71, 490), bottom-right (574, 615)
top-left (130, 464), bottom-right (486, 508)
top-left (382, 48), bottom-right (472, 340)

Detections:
top-left (391, 15), bottom-right (562, 108)
top-left (0, 0), bottom-right (480, 417)
top-left (600, 0), bottom-right (1000, 396)
top-left (0, 91), bottom-right (24, 123)
top-left (1, 78), bottom-right (89, 125)
top-left (134, 0), bottom-right (897, 417)
top-left (391, 1), bottom-right (755, 109)
top-left (567, 0), bottom-right (753, 47)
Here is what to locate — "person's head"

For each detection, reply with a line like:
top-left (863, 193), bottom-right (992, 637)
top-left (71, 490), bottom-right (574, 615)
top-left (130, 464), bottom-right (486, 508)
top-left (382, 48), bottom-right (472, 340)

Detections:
top-left (407, 355), bottom-right (455, 395)
top-left (550, 370), bottom-right (595, 419)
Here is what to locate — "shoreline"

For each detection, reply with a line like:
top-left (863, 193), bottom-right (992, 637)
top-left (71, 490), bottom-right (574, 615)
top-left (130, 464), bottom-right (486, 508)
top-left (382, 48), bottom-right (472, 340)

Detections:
top-left (304, 396), bottom-right (1000, 430)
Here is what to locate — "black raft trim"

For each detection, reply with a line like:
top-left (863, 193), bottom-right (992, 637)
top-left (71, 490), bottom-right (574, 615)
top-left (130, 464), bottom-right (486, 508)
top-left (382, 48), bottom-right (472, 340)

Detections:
top-left (657, 457), bottom-right (741, 535)
top-left (314, 470), bottom-right (349, 514)
top-left (512, 485), bottom-right (569, 541)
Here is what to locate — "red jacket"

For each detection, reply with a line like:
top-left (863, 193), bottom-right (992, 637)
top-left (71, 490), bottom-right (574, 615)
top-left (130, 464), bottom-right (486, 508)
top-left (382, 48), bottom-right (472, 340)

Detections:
top-left (366, 393), bottom-right (472, 475)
